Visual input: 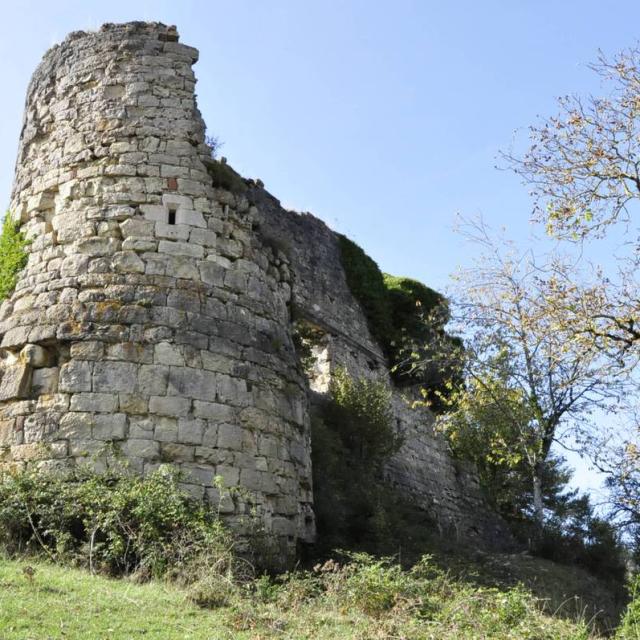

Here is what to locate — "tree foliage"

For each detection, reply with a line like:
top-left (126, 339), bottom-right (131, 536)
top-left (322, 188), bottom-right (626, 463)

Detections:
top-left (323, 367), bottom-right (399, 464)
top-left (505, 47), bottom-right (640, 241)
top-left (432, 221), bottom-right (624, 529)
top-left (505, 44), bottom-right (640, 543)
top-left (504, 47), bottom-right (640, 361)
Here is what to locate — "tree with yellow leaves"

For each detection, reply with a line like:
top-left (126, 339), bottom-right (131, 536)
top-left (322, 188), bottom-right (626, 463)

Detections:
top-left (425, 221), bottom-right (626, 531)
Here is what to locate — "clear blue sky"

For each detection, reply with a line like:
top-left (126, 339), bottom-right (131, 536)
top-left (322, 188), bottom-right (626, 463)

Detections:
top-left (3, 0), bottom-right (639, 500)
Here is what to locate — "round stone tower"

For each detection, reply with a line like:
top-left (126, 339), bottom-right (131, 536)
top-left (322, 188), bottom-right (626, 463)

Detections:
top-left (0, 22), bottom-right (314, 561)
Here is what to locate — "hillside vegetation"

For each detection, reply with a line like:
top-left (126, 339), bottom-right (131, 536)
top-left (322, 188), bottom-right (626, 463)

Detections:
top-left (0, 464), bottom-right (631, 638)
top-left (0, 554), bottom-right (604, 640)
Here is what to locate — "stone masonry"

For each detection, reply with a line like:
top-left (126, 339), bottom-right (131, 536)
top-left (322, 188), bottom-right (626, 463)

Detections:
top-left (0, 22), bottom-right (314, 562)
top-left (0, 21), bottom-right (510, 559)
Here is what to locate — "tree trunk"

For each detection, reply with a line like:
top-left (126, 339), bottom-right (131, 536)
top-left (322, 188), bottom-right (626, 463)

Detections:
top-left (532, 470), bottom-right (544, 530)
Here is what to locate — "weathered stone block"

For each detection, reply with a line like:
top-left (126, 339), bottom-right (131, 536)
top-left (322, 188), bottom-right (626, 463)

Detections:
top-left (158, 240), bottom-right (204, 259)
top-left (154, 342), bottom-right (184, 366)
top-left (140, 204), bottom-right (168, 223)
top-left (76, 237), bottom-right (121, 256)
top-left (123, 438), bottom-right (159, 459)
top-left (0, 364), bottom-right (32, 401)
top-left (190, 228), bottom-right (217, 247)
top-left (59, 412), bottom-right (94, 439)
top-left (69, 439), bottom-right (105, 457)
top-left (70, 392), bottom-right (118, 413)
top-left (59, 361), bottom-right (92, 393)
top-left (149, 395), bottom-right (191, 417)
top-left (129, 416), bottom-right (155, 438)
top-left (216, 464), bottom-right (240, 486)
top-left (175, 209), bottom-right (206, 228)
top-left (271, 517), bottom-right (296, 537)
top-left (112, 251), bottom-right (145, 274)
top-left (0, 419), bottom-right (16, 447)
top-left (155, 222), bottom-right (189, 241)
top-left (193, 400), bottom-right (235, 422)
top-left (153, 417), bottom-right (178, 442)
top-left (199, 262), bottom-right (224, 286)
top-left (119, 394), bottom-right (148, 414)
top-left (137, 365), bottom-right (169, 395)
top-left (93, 413), bottom-right (127, 440)
top-left (181, 464), bottom-right (215, 486)
top-left (217, 423), bottom-right (243, 450)
top-left (31, 367), bottom-right (59, 395)
top-left (195, 418), bottom-right (215, 443)
top-left (70, 342), bottom-right (104, 360)
top-left (177, 418), bottom-right (204, 444)
top-left (206, 487), bottom-right (235, 514)
top-left (161, 442), bottom-right (195, 462)
top-left (167, 368), bottom-right (216, 401)
top-left (120, 218), bottom-right (155, 238)
top-left (93, 361), bottom-right (137, 393)
top-left (106, 342), bottom-right (153, 364)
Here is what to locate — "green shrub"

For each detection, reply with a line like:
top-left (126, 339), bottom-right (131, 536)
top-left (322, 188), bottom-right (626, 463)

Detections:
top-left (382, 273), bottom-right (463, 396)
top-left (0, 215), bottom-right (29, 301)
top-left (617, 576), bottom-right (640, 639)
top-left (323, 367), bottom-right (399, 463)
top-left (206, 159), bottom-right (248, 194)
top-left (0, 465), bottom-right (234, 580)
top-left (264, 553), bottom-right (589, 638)
top-left (309, 369), bottom-right (438, 556)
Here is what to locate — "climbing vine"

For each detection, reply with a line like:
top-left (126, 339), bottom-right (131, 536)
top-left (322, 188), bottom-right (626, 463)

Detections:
top-left (0, 215), bottom-right (29, 301)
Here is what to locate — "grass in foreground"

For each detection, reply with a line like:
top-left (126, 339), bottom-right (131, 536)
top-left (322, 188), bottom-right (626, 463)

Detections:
top-left (0, 555), bottom-right (598, 640)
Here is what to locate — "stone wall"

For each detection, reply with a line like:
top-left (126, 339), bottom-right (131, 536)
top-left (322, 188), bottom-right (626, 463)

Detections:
top-left (0, 22), bottom-right (314, 563)
top-left (0, 20), bottom-right (510, 558)
top-left (249, 187), bottom-right (511, 548)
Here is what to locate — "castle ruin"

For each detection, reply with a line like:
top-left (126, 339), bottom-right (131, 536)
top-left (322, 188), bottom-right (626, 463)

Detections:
top-left (0, 22), bottom-right (508, 562)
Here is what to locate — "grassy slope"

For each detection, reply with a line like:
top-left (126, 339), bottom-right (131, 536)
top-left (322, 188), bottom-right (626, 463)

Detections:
top-left (442, 551), bottom-right (626, 634)
top-left (0, 556), bottom-right (600, 640)
top-left (0, 558), bottom-right (228, 639)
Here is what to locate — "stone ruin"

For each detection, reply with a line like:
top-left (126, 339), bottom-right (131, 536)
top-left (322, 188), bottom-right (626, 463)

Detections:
top-left (0, 22), bottom-right (509, 563)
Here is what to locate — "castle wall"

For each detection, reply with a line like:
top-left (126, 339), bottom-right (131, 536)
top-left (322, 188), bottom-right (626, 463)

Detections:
top-left (0, 20), bottom-right (510, 558)
top-left (0, 22), bottom-right (314, 561)
top-left (250, 188), bottom-right (511, 548)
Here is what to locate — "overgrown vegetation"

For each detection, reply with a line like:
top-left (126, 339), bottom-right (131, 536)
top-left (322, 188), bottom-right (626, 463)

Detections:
top-left (311, 368), bottom-right (395, 550)
top-left (0, 465), bottom-right (236, 586)
top-left (310, 368), bottom-right (438, 558)
top-left (336, 234), bottom-right (394, 347)
top-left (206, 158), bottom-right (248, 194)
top-left (0, 215), bottom-right (29, 301)
top-left (383, 273), bottom-right (445, 332)
top-left (618, 576), bottom-right (640, 639)
top-left (337, 234), bottom-right (459, 398)
top-left (0, 553), bottom-right (603, 639)
top-left (0, 461), bottom-right (628, 636)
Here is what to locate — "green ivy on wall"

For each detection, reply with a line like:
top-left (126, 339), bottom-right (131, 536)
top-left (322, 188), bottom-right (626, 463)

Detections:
top-left (337, 233), bottom-right (461, 399)
top-left (0, 215), bottom-right (29, 301)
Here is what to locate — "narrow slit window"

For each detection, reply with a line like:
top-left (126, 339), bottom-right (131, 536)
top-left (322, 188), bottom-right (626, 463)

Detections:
top-left (168, 207), bottom-right (177, 225)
